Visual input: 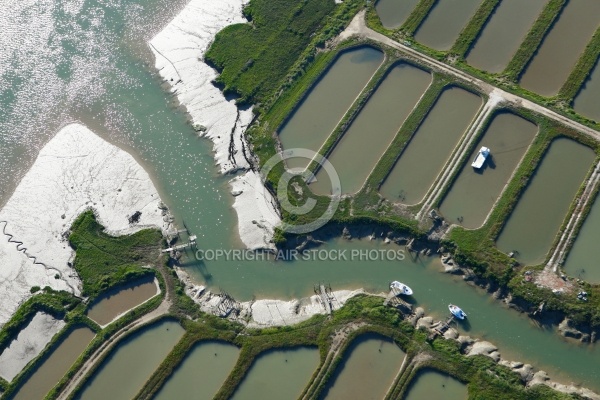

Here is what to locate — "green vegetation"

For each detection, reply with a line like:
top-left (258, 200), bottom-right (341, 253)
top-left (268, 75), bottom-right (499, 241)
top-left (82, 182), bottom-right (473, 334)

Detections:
top-left (401, 0), bottom-right (437, 36)
top-left (450, 0), bottom-right (501, 58)
top-left (559, 27), bottom-right (600, 102)
top-left (502, 0), bottom-right (567, 81)
top-left (69, 211), bottom-right (162, 297)
top-left (205, 0), bottom-right (336, 107)
top-left (135, 295), bottom-right (576, 400)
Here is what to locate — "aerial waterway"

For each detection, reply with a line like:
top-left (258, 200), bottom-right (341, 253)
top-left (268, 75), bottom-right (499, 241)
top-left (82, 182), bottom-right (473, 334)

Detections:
top-left (1, 0), bottom-right (599, 394)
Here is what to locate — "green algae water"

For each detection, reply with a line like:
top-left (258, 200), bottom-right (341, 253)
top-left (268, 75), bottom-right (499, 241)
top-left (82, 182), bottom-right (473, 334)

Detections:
top-left (497, 138), bottom-right (595, 265)
top-left (311, 63), bottom-right (431, 195)
top-left (380, 87), bottom-right (482, 204)
top-left (321, 333), bottom-right (405, 400)
top-left (405, 369), bottom-right (467, 400)
top-left (155, 341), bottom-right (239, 400)
top-left (76, 319), bottom-right (184, 400)
top-left (231, 347), bottom-right (319, 400)
top-left (2, 0), bottom-right (600, 396)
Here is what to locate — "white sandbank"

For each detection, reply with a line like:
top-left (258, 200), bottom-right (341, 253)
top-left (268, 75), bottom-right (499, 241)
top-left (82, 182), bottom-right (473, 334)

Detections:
top-left (0, 312), bottom-right (65, 382)
top-left (0, 123), bottom-right (169, 327)
top-left (150, 0), bottom-right (281, 250)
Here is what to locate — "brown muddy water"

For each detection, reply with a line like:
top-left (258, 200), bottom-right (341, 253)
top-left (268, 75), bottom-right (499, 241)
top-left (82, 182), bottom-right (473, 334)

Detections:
top-left (414, 0), bottom-right (482, 51)
top-left (310, 63), bottom-right (431, 195)
top-left (12, 327), bottom-right (95, 400)
top-left (574, 59), bottom-right (600, 122)
top-left (439, 112), bottom-right (538, 229)
top-left (231, 347), bottom-right (319, 400)
top-left (375, 0), bottom-right (419, 30)
top-left (86, 277), bottom-right (158, 326)
top-left (496, 137), bottom-right (595, 265)
top-left (519, 0), bottom-right (600, 97)
top-left (321, 333), bottom-right (405, 400)
top-left (278, 46), bottom-right (384, 170)
top-left (155, 341), bottom-right (239, 400)
top-left (405, 369), bottom-right (467, 400)
top-left (75, 319), bottom-right (184, 400)
top-left (380, 86), bottom-right (482, 205)
top-left (466, 0), bottom-right (549, 73)
top-left (564, 193), bottom-right (600, 283)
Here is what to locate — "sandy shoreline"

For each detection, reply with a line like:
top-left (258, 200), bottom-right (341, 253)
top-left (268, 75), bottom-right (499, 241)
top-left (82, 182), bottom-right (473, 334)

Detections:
top-left (149, 0), bottom-right (281, 250)
top-left (0, 123), bottom-right (169, 327)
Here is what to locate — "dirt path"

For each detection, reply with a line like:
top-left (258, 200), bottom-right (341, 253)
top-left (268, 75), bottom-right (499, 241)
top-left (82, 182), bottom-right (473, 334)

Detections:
top-left (56, 298), bottom-right (170, 400)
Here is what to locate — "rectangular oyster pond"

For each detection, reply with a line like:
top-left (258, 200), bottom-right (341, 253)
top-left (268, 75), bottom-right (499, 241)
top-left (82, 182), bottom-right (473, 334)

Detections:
top-left (375, 0), bottom-right (419, 30)
top-left (380, 86), bottom-right (482, 205)
top-left (564, 194), bottom-right (600, 283)
top-left (278, 46), bottom-right (384, 169)
top-left (414, 0), bottom-right (483, 51)
top-left (519, 0), bottom-right (600, 97)
top-left (439, 112), bottom-right (538, 229)
top-left (75, 319), bottom-right (184, 400)
top-left (496, 137), bottom-right (595, 265)
top-left (405, 369), bottom-right (467, 399)
top-left (231, 347), bottom-right (319, 400)
top-left (574, 59), bottom-right (600, 122)
top-left (321, 333), bottom-right (405, 399)
top-left (466, 0), bottom-right (549, 73)
top-left (310, 63), bottom-right (432, 195)
top-left (12, 327), bottom-right (95, 400)
top-left (155, 341), bottom-right (240, 400)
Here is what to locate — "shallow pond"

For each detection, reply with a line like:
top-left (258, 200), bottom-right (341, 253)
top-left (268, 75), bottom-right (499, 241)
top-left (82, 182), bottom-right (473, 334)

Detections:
top-left (310, 63), bottom-right (431, 195)
top-left (155, 341), bottom-right (239, 400)
top-left (231, 347), bottom-right (319, 400)
top-left (380, 86), bottom-right (482, 204)
top-left (12, 327), bottom-right (95, 400)
top-left (520, 0), bottom-right (600, 97)
top-left (439, 112), bottom-right (538, 228)
top-left (574, 59), bottom-right (600, 122)
top-left (415, 0), bottom-right (482, 51)
top-left (278, 47), bottom-right (384, 169)
top-left (405, 368), bottom-right (467, 400)
top-left (375, 0), bottom-right (419, 30)
top-left (564, 194), bottom-right (600, 283)
top-left (86, 277), bottom-right (158, 326)
top-left (321, 333), bottom-right (405, 399)
top-left (75, 319), bottom-right (184, 400)
top-left (466, 0), bottom-right (549, 73)
top-left (497, 137), bottom-right (595, 265)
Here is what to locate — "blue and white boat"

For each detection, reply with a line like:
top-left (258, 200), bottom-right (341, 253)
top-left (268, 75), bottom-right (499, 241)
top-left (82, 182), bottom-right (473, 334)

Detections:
top-left (448, 304), bottom-right (467, 320)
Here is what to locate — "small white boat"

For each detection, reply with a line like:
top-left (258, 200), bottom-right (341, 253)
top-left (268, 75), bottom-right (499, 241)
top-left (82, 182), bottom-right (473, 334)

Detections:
top-left (471, 146), bottom-right (490, 169)
top-left (390, 281), bottom-right (413, 296)
top-left (448, 304), bottom-right (467, 320)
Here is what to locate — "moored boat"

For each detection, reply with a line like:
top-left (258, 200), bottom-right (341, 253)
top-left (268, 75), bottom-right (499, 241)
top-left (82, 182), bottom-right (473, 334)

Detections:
top-left (390, 281), bottom-right (413, 296)
top-left (471, 146), bottom-right (490, 169)
top-left (448, 304), bottom-right (467, 320)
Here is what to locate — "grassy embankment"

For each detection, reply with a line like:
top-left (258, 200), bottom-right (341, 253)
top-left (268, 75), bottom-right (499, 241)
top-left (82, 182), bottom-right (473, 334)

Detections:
top-left (449, 0), bottom-right (501, 59)
top-left (559, 26), bottom-right (600, 104)
top-left (502, 0), bottom-right (567, 82)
